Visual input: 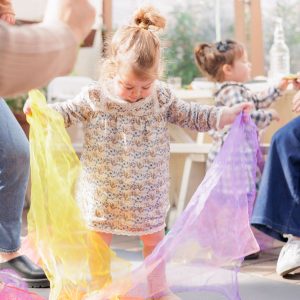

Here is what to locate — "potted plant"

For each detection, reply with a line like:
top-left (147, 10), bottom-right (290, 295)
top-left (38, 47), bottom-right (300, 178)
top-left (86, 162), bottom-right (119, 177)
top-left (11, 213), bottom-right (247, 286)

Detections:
top-left (4, 87), bottom-right (46, 139)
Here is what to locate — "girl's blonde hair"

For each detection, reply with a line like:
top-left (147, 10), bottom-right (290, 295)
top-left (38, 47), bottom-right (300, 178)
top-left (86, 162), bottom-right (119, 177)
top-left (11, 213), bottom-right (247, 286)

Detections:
top-left (194, 40), bottom-right (245, 82)
top-left (101, 6), bottom-right (166, 80)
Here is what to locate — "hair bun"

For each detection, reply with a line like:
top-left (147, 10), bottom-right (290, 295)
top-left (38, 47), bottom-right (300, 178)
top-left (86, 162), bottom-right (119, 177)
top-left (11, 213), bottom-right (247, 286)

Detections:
top-left (134, 6), bottom-right (166, 30)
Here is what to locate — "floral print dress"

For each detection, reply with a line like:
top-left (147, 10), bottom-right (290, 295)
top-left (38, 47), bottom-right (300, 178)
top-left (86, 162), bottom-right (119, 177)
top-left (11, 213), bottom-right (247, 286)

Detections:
top-left (50, 80), bottom-right (222, 235)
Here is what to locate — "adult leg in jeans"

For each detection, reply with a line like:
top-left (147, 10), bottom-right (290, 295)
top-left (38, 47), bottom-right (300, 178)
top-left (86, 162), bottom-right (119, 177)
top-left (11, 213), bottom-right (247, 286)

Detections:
top-left (252, 116), bottom-right (300, 276)
top-left (0, 98), bottom-right (49, 287)
top-left (252, 116), bottom-right (300, 241)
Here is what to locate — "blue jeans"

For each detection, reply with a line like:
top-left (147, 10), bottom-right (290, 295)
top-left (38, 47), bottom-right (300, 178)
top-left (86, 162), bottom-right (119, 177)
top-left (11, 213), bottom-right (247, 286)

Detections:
top-left (0, 99), bottom-right (30, 253)
top-left (251, 116), bottom-right (300, 242)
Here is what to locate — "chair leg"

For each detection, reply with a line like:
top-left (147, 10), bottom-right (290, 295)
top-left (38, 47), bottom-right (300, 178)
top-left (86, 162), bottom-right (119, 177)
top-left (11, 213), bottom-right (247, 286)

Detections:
top-left (176, 155), bottom-right (193, 219)
top-left (167, 153), bottom-right (208, 228)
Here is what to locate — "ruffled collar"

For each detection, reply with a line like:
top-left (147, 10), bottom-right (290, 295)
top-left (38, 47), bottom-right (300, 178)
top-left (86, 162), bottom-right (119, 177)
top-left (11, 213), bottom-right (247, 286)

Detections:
top-left (91, 79), bottom-right (162, 117)
top-left (102, 79), bottom-right (158, 106)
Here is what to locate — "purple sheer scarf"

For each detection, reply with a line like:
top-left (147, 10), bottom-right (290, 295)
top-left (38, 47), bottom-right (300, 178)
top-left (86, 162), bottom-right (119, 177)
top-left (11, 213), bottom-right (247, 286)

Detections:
top-left (88, 114), bottom-right (260, 300)
top-left (0, 270), bottom-right (45, 300)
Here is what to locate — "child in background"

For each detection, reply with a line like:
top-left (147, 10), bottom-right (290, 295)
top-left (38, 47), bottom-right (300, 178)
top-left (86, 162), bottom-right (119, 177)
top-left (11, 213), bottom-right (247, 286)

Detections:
top-left (194, 39), bottom-right (290, 260)
top-left (0, 0), bottom-right (15, 24)
top-left (194, 39), bottom-right (289, 175)
top-left (24, 8), bottom-right (251, 299)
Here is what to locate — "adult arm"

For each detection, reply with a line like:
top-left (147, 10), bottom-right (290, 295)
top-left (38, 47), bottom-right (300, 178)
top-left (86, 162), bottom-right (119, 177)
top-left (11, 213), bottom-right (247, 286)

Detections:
top-left (0, 21), bottom-right (78, 97)
top-left (0, 0), bottom-right (95, 97)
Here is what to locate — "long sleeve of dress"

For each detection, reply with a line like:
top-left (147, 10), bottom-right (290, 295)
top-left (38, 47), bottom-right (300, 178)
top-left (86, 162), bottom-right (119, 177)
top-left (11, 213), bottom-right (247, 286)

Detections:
top-left (0, 21), bottom-right (77, 97)
top-left (165, 88), bottom-right (222, 131)
top-left (49, 86), bottom-right (97, 127)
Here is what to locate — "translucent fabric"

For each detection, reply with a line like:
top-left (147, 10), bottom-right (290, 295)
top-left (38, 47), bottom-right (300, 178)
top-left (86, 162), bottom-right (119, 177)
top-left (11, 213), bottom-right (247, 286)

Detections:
top-left (87, 114), bottom-right (260, 300)
top-left (26, 90), bottom-right (128, 300)
top-left (26, 89), bottom-right (260, 300)
top-left (0, 270), bottom-right (44, 300)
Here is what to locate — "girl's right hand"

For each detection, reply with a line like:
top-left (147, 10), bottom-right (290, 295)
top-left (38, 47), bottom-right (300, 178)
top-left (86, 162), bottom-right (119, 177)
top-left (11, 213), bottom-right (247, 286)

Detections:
top-left (23, 99), bottom-right (32, 115)
top-left (280, 73), bottom-right (300, 91)
top-left (278, 78), bottom-right (290, 92)
top-left (219, 102), bottom-right (253, 129)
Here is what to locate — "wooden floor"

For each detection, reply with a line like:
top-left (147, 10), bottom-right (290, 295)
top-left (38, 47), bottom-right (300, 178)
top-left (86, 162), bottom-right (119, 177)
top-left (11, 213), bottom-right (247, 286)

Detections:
top-left (22, 209), bottom-right (300, 300)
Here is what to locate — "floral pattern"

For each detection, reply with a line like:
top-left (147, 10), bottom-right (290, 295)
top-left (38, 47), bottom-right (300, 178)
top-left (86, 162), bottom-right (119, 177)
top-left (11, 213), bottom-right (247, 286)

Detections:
top-left (50, 80), bottom-right (221, 235)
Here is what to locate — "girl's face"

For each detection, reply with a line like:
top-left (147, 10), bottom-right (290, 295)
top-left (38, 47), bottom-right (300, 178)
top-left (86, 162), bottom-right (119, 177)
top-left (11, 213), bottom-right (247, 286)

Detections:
top-left (114, 69), bottom-right (156, 103)
top-left (225, 52), bottom-right (251, 83)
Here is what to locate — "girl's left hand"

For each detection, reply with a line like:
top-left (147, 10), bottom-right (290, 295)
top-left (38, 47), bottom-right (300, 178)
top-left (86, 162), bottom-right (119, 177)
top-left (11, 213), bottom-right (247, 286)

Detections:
top-left (219, 102), bottom-right (253, 129)
top-left (23, 98), bottom-right (32, 115)
top-left (278, 78), bottom-right (290, 92)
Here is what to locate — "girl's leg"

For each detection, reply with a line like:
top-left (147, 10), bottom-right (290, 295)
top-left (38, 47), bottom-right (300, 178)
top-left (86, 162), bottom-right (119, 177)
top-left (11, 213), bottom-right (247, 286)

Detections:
top-left (140, 230), bottom-right (164, 259)
top-left (140, 230), bottom-right (180, 300)
top-left (95, 232), bottom-right (113, 246)
top-left (88, 231), bottom-right (113, 290)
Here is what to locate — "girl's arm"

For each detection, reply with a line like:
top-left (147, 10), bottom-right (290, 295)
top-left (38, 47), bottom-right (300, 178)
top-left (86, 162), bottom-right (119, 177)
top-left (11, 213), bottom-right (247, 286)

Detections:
top-left (49, 86), bottom-right (96, 127)
top-left (167, 92), bottom-right (222, 132)
top-left (251, 86), bottom-right (282, 109)
top-left (219, 84), bottom-right (281, 110)
top-left (166, 87), bottom-right (251, 131)
top-left (250, 78), bottom-right (292, 109)
top-left (24, 85), bottom-right (97, 127)
top-left (219, 85), bottom-right (274, 129)
top-left (250, 109), bottom-right (274, 130)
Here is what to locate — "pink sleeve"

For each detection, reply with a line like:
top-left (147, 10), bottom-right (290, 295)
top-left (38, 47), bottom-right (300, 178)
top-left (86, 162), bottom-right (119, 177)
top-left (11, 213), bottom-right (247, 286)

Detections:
top-left (0, 21), bottom-right (78, 97)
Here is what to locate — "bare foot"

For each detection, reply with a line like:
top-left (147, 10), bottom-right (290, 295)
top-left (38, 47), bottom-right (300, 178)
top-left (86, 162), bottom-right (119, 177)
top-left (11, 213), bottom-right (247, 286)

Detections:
top-left (156, 292), bottom-right (181, 300)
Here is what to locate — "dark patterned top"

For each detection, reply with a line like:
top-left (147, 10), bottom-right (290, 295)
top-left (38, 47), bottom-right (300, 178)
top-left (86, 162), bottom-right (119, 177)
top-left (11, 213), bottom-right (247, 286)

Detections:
top-left (50, 80), bottom-right (222, 235)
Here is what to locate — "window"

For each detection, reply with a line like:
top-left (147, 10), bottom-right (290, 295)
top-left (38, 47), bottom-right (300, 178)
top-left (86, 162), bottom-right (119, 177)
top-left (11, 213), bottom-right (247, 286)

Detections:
top-left (261, 0), bottom-right (300, 73)
top-left (112, 0), bottom-right (299, 85)
top-left (112, 0), bottom-right (234, 85)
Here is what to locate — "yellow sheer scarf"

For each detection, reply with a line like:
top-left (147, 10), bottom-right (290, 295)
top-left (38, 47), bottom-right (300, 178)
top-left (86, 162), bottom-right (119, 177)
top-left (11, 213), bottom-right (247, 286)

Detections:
top-left (26, 90), bottom-right (128, 300)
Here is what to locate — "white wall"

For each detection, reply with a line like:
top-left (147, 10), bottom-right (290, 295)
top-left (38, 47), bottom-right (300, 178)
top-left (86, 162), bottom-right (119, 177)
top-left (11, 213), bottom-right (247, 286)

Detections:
top-left (12, 0), bottom-right (46, 21)
top-left (74, 31), bottom-right (102, 80)
top-left (11, 0), bottom-right (103, 79)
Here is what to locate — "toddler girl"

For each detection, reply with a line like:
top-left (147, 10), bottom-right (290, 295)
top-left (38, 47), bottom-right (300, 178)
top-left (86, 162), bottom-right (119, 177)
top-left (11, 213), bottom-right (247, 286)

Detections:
top-left (25, 8), bottom-right (251, 300)
top-left (194, 39), bottom-right (290, 260)
top-left (194, 39), bottom-right (289, 175)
